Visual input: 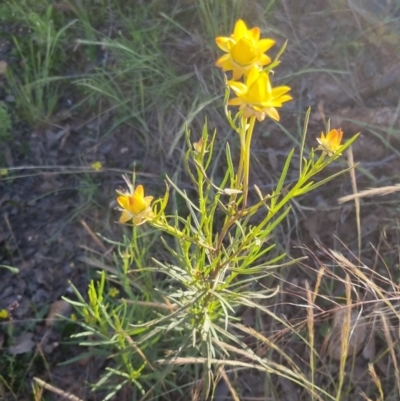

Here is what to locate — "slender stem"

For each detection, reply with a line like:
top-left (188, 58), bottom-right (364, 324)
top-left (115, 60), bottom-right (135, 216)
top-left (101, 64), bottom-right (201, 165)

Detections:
top-left (235, 117), bottom-right (247, 190)
top-left (210, 117), bottom-right (257, 282)
top-left (241, 116), bottom-right (256, 210)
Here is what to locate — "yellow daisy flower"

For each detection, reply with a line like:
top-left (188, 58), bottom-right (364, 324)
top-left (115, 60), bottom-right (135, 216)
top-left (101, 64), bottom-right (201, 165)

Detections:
top-left (227, 66), bottom-right (292, 121)
top-left (116, 177), bottom-right (154, 225)
top-left (216, 19), bottom-right (275, 79)
top-left (317, 128), bottom-right (343, 156)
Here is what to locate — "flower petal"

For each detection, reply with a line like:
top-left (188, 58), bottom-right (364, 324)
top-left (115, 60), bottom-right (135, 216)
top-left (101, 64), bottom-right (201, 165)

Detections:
top-left (228, 97), bottom-right (245, 106)
top-left (258, 53), bottom-right (272, 66)
top-left (245, 66), bottom-right (261, 87)
top-left (119, 210), bottom-right (132, 224)
top-left (134, 185), bottom-right (144, 198)
top-left (249, 27), bottom-right (260, 41)
top-left (233, 19), bottom-right (247, 40)
top-left (277, 94), bottom-right (293, 103)
top-left (271, 86), bottom-right (291, 98)
top-left (232, 68), bottom-right (244, 80)
top-left (215, 36), bottom-right (231, 51)
top-left (215, 53), bottom-right (230, 67)
top-left (117, 196), bottom-right (129, 209)
top-left (132, 215), bottom-right (144, 225)
top-left (144, 196), bottom-right (154, 207)
top-left (258, 38), bottom-right (275, 53)
top-left (228, 80), bottom-right (247, 94)
top-left (265, 107), bottom-right (280, 121)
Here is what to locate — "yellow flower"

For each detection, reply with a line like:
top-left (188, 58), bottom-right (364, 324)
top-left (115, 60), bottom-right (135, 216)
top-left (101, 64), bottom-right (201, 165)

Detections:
top-left (70, 313), bottom-right (77, 321)
top-left (116, 177), bottom-right (154, 225)
top-left (317, 128), bottom-right (343, 156)
top-left (227, 66), bottom-right (292, 121)
top-left (108, 287), bottom-right (120, 298)
top-left (0, 169), bottom-right (8, 176)
top-left (91, 161), bottom-right (103, 171)
top-left (0, 309), bottom-right (9, 319)
top-left (216, 19), bottom-right (275, 79)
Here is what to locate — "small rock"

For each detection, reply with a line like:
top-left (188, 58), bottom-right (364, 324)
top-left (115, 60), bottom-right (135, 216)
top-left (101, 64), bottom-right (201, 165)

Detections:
top-left (45, 300), bottom-right (71, 327)
top-left (8, 332), bottom-right (35, 355)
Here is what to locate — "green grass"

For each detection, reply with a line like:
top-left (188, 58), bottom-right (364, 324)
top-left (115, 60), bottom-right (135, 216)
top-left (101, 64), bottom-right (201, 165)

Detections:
top-left (0, 101), bottom-right (11, 141)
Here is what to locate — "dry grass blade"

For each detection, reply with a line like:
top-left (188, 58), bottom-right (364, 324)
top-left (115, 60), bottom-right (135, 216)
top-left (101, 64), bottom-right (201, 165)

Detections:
top-left (80, 219), bottom-right (107, 251)
top-left (32, 377), bottom-right (84, 401)
top-left (232, 325), bottom-right (330, 401)
top-left (338, 184), bottom-right (400, 203)
top-left (305, 279), bottom-right (316, 401)
top-left (379, 312), bottom-right (400, 396)
top-left (313, 266), bottom-right (325, 304)
top-left (218, 367), bottom-right (240, 401)
top-left (335, 275), bottom-right (352, 401)
top-left (346, 147), bottom-right (361, 258)
top-left (156, 357), bottom-right (259, 369)
top-left (368, 363), bottom-right (384, 401)
top-left (121, 329), bottom-right (154, 370)
top-left (329, 250), bottom-right (400, 319)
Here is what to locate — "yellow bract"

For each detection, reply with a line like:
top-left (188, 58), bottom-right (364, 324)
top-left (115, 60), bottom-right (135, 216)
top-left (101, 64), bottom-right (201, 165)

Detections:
top-left (116, 182), bottom-right (154, 225)
top-left (215, 19), bottom-right (275, 79)
top-left (317, 128), bottom-right (343, 156)
top-left (227, 66), bottom-right (292, 122)
top-left (193, 137), bottom-right (208, 154)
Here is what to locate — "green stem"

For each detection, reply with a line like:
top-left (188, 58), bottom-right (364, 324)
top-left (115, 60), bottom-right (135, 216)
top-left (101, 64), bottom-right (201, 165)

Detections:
top-left (241, 116), bottom-right (256, 210)
top-left (235, 117), bottom-right (247, 190)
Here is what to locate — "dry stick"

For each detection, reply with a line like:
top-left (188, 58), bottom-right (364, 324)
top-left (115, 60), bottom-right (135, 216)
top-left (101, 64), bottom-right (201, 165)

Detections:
top-left (33, 377), bottom-right (84, 401)
top-left (347, 148), bottom-right (361, 259)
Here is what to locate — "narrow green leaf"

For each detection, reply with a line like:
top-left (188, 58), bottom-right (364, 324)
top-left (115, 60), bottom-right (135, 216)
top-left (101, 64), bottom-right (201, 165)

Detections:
top-left (299, 107), bottom-right (311, 177)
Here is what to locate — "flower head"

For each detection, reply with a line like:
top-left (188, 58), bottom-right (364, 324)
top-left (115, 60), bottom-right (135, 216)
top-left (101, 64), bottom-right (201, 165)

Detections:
top-left (216, 19), bottom-right (275, 79)
top-left (116, 177), bottom-right (154, 225)
top-left (227, 66), bottom-right (292, 121)
top-left (317, 128), bottom-right (343, 156)
top-left (91, 161), bottom-right (103, 171)
top-left (108, 287), bottom-right (120, 298)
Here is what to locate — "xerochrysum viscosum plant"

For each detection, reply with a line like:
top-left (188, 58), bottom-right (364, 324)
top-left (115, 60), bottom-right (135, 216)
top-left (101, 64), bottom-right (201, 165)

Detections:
top-left (69, 19), bottom-right (359, 399)
top-left (115, 15), bottom-right (358, 381)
